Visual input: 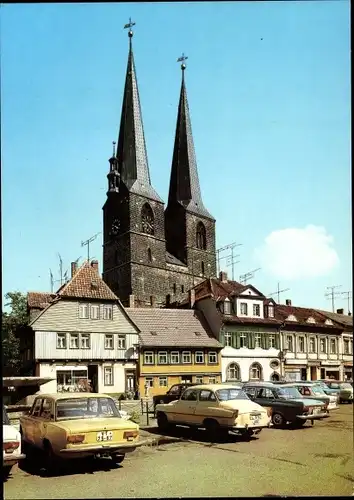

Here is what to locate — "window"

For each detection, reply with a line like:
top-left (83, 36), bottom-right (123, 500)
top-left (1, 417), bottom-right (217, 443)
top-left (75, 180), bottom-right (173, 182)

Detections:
top-left (57, 370), bottom-right (88, 392)
top-left (117, 335), bottom-right (126, 349)
top-left (320, 338), bottom-right (326, 353)
top-left (104, 366), bottom-right (114, 386)
top-left (224, 332), bottom-right (232, 347)
top-left (90, 304), bottom-right (100, 320)
top-left (330, 339), bottom-right (336, 354)
top-left (269, 335), bottom-right (276, 349)
top-left (343, 339), bottom-right (350, 354)
top-left (69, 333), bottom-right (79, 349)
top-left (141, 203), bottom-right (154, 235)
top-left (259, 388), bottom-right (275, 399)
top-left (79, 303), bottom-right (89, 319)
top-left (298, 336), bottom-right (305, 353)
top-left (172, 283), bottom-right (177, 294)
top-left (249, 363), bottom-right (263, 380)
top-left (195, 351), bottom-right (204, 363)
top-left (57, 333), bottom-right (67, 349)
top-left (286, 335), bottom-right (293, 352)
top-left (253, 304), bottom-right (260, 317)
top-left (226, 363), bottom-right (240, 381)
top-left (31, 399), bottom-right (43, 418)
top-left (195, 376), bottom-right (203, 384)
top-left (201, 261), bottom-right (205, 275)
top-left (145, 377), bottom-right (154, 388)
top-left (196, 221), bottom-right (207, 250)
top-left (181, 284), bottom-right (185, 293)
top-left (103, 305), bottom-right (113, 320)
top-left (254, 334), bottom-right (261, 348)
top-left (268, 305), bottom-right (274, 318)
top-left (170, 351), bottom-right (180, 364)
top-left (181, 389), bottom-right (198, 401)
top-left (240, 302), bottom-right (248, 315)
top-left (81, 334), bottom-right (90, 349)
top-left (144, 351), bottom-right (154, 364)
top-left (199, 390), bottom-right (216, 402)
top-left (209, 377), bottom-right (216, 384)
top-left (40, 398), bottom-right (53, 420)
top-left (147, 248), bottom-right (152, 262)
top-left (208, 351), bottom-right (217, 364)
top-left (182, 351), bottom-right (191, 364)
top-left (159, 376), bottom-right (168, 387)
top-left (158, 351), bottom-right (168, 364)
top-left (104, 334), bottom-right (114, 349)
top-left (224, 299), bottom-right (231, 315)
top-left (240, 333), bottom-right (248, 348)
top-left (309, 337), bottom-right (316, 353)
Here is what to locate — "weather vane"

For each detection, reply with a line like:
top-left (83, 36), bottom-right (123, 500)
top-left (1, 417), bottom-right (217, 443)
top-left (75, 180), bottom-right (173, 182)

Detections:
top-left (177, 52), bottom-right (188, 70)
top-left (124, 17), bottom-right (136, 38)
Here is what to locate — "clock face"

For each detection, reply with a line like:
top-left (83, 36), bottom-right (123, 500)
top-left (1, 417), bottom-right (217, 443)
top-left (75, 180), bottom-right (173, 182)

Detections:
top-left (111, 218), bottom-right (120, 236)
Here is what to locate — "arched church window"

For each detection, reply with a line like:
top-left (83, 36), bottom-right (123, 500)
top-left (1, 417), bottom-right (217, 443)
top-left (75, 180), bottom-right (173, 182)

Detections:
top-left (141, 203), bottom-right (154, 235)
top-left (196, 222), bottom-right (207, 250)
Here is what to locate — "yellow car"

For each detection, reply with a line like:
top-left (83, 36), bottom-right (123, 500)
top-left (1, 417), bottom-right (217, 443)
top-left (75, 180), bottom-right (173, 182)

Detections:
top-left (20, 393), bottom-right (146, 473)
top-left (155, 384), bottom-right (271, 439)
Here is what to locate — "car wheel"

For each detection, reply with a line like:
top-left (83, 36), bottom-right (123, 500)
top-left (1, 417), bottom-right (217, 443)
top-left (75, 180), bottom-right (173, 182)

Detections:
top-left (156, 412), bottom-right (170, 431)
top-left (204, 419), bottom-right (222, 438)
top-left (113, 454), bottom-right (125, 464)
top-left (43, 441), bottom-right (60, 476)
top-left (293, 419), bottom-right (306, 428)
top-left (272, 412), bottom-right (285, 428)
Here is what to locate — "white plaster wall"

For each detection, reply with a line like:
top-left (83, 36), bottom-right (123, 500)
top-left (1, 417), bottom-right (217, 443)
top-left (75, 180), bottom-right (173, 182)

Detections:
top-left (221, 347), bottom-right (280, 382)
top-left (37, 363), bottom-right (57, 393)
top-left (98, 362), bottom-right (136, 394)
top-left (235, 298), bottom-right (264, 319)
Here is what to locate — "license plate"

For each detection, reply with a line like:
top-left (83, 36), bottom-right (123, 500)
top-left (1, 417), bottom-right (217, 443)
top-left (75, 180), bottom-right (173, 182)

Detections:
top-left (97, 431), bottom-right (113, 442)
top-left (250, 414), bottom-right (261, 425)
top-left (312, 407), bottom-right (322, 415)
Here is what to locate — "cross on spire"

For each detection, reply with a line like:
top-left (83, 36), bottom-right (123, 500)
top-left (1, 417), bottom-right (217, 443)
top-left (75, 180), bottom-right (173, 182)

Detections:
top-left (177, 53), bottom-right (188, 70)
top-left (124, 17), bottom-right (136, 38)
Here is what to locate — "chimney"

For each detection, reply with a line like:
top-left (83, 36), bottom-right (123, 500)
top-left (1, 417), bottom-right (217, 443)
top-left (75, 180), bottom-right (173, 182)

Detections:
top-left (71, 261), bottom-right (78, 278)
top-left (129, 294), bottom-right (135, 308)
top-left (150, 295), bottom-right (156, 308)
top-left (286, 299), bottom-right (292, 306)
top-left (219, 271), bottom-right (228, 283)
top-left (336, 308), bottom-right (344, 314)
top-left (189, 289), bottom-right (195, 308)
top-left (91, 260), bottom-right (99, 273)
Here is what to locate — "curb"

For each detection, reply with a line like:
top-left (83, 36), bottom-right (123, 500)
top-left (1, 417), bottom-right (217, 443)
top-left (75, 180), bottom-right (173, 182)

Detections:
top-left (143, 436), bottom-right (184, 447)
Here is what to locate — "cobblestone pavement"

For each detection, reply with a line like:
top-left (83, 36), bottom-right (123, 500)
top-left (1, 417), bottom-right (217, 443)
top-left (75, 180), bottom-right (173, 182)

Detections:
top-left (4, 405), bottom-right (353, 498)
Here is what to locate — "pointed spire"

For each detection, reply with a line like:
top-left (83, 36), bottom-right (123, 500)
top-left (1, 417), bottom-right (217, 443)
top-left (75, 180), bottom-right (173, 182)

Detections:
top-left (116, 19), bottom-right (162, 202)
top-left (167, 55), bottom-right (213, 219)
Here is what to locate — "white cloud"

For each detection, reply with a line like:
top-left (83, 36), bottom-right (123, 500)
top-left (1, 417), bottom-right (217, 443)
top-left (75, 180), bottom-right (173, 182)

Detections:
top-left (254, 225), bottom-right (339, 280)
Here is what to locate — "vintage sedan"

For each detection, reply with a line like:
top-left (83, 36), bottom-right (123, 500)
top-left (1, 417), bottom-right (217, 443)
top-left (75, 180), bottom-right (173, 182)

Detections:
top-left (155, 384), bottom-right (271, 438)
top-left (20, 393), bottom-right (146, 473)
top-left (153, 383), bottom-right (197, 410)
top-left (284, 382), bottom-right (338, 410)
top-left (322, 381), bottom-right (353, 403)
top-left (3, 405), bottom-right (26, 475)
top-left (243, 382), bottom-right (329, 428)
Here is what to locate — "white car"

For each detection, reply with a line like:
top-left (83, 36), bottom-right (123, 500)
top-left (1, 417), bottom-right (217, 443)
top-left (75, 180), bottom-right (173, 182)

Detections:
top-left (3, 406), bottom-right (25, 475)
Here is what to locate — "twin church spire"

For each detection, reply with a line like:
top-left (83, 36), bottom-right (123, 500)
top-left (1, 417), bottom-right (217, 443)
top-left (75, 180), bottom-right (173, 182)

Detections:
top-left (108, 19), bottom-right (212, 218)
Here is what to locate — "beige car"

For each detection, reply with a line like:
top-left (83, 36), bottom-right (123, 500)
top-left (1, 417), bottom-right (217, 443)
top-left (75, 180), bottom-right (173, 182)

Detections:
top-left (155, 384), bottom-right (271, 439)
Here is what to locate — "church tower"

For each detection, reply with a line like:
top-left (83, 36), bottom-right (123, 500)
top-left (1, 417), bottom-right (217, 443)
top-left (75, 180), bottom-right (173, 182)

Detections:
top-left (165, 56), bottom-right (217, 280)
top-left (102, 21), bottom-right (167, 307)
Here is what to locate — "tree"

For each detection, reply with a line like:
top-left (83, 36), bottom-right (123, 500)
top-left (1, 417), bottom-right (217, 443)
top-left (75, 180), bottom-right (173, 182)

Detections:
top-left (2, 291), bottom-right (29, 376)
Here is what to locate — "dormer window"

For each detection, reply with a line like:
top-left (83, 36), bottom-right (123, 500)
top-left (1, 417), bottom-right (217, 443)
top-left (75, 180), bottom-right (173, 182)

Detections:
top-left (240, 302), bottom-right (248, 316)
top-left (325, 319), bottom-right (333, 326)
top-left (224, 298), bottom-right (231, 315)
top-left (286, 314), bottom-right (297, 322)
top-left (268, 305), bottom-right (274, 318)
top-left (306, 317), bottom-right (316, 324)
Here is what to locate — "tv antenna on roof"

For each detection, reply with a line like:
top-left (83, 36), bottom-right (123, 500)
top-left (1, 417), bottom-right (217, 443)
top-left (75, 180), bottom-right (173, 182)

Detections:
top-left (81, 232), bottom-right (101, 262)
top-left (341, 290), bottom-right (352, 315)
top-left (239, 268), bottom-right (261, 285)
top-left (268, 282), bottom-right (290, 304)
top-left (216, 242), bottom-right (242, 279)
top-left (325, 285), bottom-right (342, 313)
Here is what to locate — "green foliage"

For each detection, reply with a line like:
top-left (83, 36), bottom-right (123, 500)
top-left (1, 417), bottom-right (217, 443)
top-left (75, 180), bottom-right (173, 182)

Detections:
top-left (2, 291), bottom-right (29, 376)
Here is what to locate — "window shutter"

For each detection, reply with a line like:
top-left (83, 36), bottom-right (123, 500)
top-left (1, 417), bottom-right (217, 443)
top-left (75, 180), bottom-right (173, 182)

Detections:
top-left (275, 334), bottom-right (280, 350)
top-left (235, 333), bottom-right (241, 349)
top-left (263, 333), bottom-right (269, 350)
top-left (249, 332), bottom-right (255, 349)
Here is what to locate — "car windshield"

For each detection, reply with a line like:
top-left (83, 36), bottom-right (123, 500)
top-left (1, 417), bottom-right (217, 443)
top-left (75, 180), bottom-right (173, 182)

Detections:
top-left (215, 388), bottom-right (249, 401)
top-left (2, 406), bottom-right (10, 425)
top-left (276, 387), bottom-right (302, 399)
top-left (327, 382), bottom-right (340, 389)
top-left (310, 386), bottom-right (326, 395)
top-left (56, 397), bottom-right (120, 421)
top-left (341, 383), bottom-right (352, 389)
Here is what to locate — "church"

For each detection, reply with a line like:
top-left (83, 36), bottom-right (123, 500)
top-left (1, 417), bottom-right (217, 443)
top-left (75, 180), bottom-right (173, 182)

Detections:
top-left (102, 24), bottom-right (217, 308)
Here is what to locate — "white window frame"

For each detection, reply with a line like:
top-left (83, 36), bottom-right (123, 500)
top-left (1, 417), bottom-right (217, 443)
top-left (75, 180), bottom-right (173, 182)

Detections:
top-left (209, 377), bottom-right (216, 384)
top-left (195, 376), bottom-right (204, 384)
top-left (90, 304), bottom-right (100, 320)
top-left (330, 338), bottom-right (336, 354)
top-left (320, 338), bottom-right (326, 353)
top-left (79, 303), bottom-right (89, 319)
top-left (253, 304), bottom-right (260, 317)
top-left (298, 336), bottom-right (305, 353)
top-left (224, 300), bottom-right (231, 315)
top-left (195, 351), bottom-right (204, 364)
top-left (254, 334), bottom-right (261, 348)
top-left (117, 335), bottom-right (126, 349)
top-left (286, 335), bottom-right (293, 352)
top-left (250, 364), bottom-right (262, 380)
top-left (240, 333), bottom-right (247, 348)
top-left (104, 334), bottom-right (114, 350)
top-left (145, 377), bottom-right (154, 388)
top-left (343, 339), bottom-right (350, 354)
top-left (227, 363), bottom-right (240, 381)
top-left (240, 302), bottom-right (248, 316)
top-left (170, 351), bottom-right (180, 364)
top-left (182, 351), bottom-right (191, 364)
top-left (208, 351), bottom-right (217, 364)
top-left (158, 376), bottom-right (168, 387)
top-left (144, 351), bottom-right (154, 365)
top-left (158, 351), bottom-right (168, 364)
top-left (309, 337), bottom-right (316, 353)
top-left (268, 305), bottom-right (274, 318)
top-left (81, 333), bottom-right (90, 349)
top-left (57, 333), bottom-right (67, 349)
top-left (103, 304), bottom-right (113, 320)
top-left (224, 332), bottom-right (231, 347)
top-left (69, 333), bottom-right (79, 349)
top-left (269, 334), bottom-right (275, 349)
top-left (104, 366), bottom-right (114, 386)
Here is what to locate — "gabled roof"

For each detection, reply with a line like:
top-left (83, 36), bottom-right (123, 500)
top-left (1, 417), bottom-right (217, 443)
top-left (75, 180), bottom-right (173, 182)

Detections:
top-left (27, 292), bottom-right (56, 310)
top-left (275, 305), bottom-right (343, 328)
top-left (127, 309), bottom-right (222, 348)
top-left (315, 309), bottom-right (353, 328)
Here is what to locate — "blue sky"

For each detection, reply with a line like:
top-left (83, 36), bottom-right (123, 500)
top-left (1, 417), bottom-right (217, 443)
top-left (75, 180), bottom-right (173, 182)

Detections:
top-left (1, 2), bottom-right (351, 312)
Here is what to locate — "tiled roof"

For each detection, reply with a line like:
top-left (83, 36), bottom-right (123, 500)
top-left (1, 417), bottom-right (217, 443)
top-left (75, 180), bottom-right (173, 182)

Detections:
top-left (27, 292), bottom-right (56, 310)
top-left (315, 309), bottom-right (353, 327)
top-left (178, 278), bottom-right (248, 306)
top-left (275, 305), bottom-right (342, 328)
top-left (127, 309), bottom-right (222, 348)
top-left (57, 261), bottom-right (118, 301)
top-left (221, 314), bottom-right (282, 326)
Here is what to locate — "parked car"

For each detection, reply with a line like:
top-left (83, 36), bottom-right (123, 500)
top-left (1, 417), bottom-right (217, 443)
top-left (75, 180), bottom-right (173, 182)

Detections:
top-left (242, 382), bottom-right (329, 428)
top-left (20, 393), bottom-right (147, 474)
top-left (321, 381), bottom-right (353, 403)
top-left (153, 383), bottom-right (197, 409)
top-left (308, 381), bottom-right (341, 400)
top-left (155, 384), bottom-right (271, 439)
top-left (283, 382), bottom-right (337, 410)
top-left (3, 405), bottom-right (26, 475)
